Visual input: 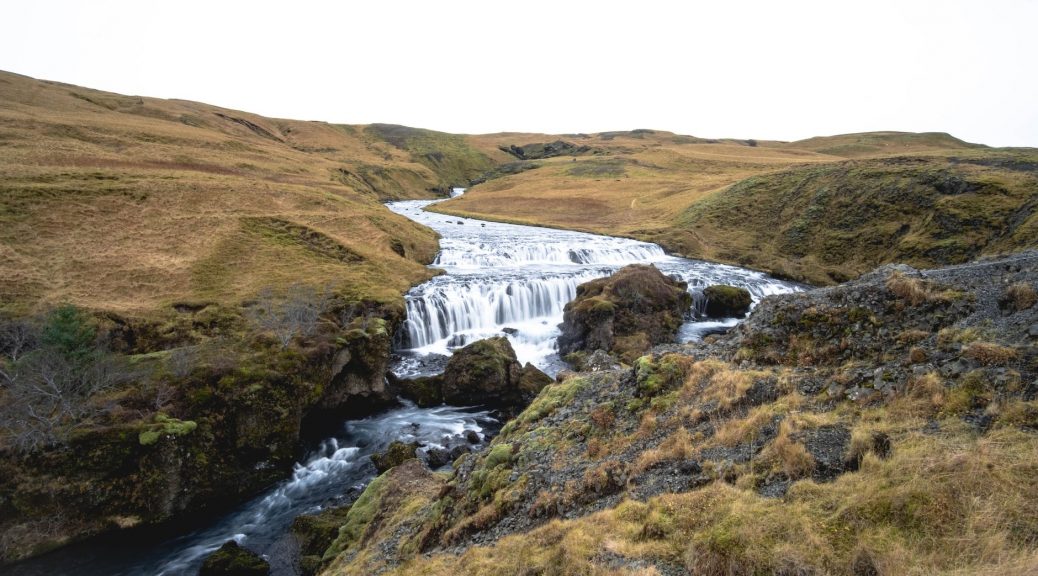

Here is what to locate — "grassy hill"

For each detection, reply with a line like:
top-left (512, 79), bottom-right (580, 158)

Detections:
top-left (673, 154), bottom-right (1038, 284)
top-left (435, 130), bottom-right (1038, 284)
top-left (0, 71), bottom-right (498, 316)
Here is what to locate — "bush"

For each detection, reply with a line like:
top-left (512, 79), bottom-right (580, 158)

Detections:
top-left (0, 306), bottom-right (132, 452)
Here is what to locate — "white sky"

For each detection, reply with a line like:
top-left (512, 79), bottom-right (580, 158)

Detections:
top-left (3, 0), bottom-right (1037, 147)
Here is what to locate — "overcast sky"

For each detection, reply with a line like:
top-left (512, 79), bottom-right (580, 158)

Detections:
top-left (3, 0), bottom-right (1037, 147)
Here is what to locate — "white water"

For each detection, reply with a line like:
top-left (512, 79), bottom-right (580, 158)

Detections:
top-left (7, 402), bottom-right (497, 576)
top-left (387, 196), bottom-right (802, 376)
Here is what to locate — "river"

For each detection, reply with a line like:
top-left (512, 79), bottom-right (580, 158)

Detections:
top-left (4, 190), bottom-right (800, 575)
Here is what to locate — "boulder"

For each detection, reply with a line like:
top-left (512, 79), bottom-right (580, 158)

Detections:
top-left (397, 337), bottom-right (551, 416)
top-left (557, 264), bottom-right (693, 362)
top-left (199, 540), bottom-right (270, 576)
top-left (702, 285), bottom-right (753, 318)
top-left (371, 441), bottom-right (420, 473)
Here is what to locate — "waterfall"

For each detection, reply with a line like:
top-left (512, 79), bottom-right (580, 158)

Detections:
top-left (386, 199), bottom-right (804, 376)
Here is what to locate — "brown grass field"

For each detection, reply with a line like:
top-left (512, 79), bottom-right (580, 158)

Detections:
top-left (0, 71), bottom-right (501, 315)
top-left (441, 130), bottom-right (1038, 284)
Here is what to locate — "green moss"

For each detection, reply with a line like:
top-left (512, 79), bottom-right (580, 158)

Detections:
top-left (484, 443), bottom-right (513, 470)
top-left (325, 474), bottom-right (387, 560)
top-left (506, 377), bottom-right (589, 431)
top-left (635, 353), bottom-right (692, 397)
top-left (138, 413), bottom-right (198, 446)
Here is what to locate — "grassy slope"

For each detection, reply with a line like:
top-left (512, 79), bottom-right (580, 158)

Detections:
top-left (677, 154), bottom-right (1038, 284)
top-left (435, 130), bottom-right (1038, 284)
top-left (321, 263), bottom-right (1038, 576)
top-left (438, 130), bottom-right (836, 235)
top-left (0, 71), bottom-right (496, 316)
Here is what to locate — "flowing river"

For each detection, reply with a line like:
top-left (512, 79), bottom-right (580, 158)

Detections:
top-left (5, 190), bottom-right (800, 575)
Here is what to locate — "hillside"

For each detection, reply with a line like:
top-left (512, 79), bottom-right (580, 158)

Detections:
top-left (0, 71), bottom-right (498, 315)
top-left (672, 154), bottom-right (1038, 284)
top-left (312, 255), bottom-right (1038, 576)
top-left (0, 71), bottom-right (501, 561)
top-left (434, 130), bottom-right (1038, 285)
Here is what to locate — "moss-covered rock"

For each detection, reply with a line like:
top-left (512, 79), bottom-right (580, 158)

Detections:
top-left (558, 264), bottom-right (693, 363)
top-left (396, 374), bottom-right (445, 407)
top-left (291, 505), bottom-right (354, 575)
top-left (703, 285), bottom-right (753, 318)
top-left (372, 441), bottom-right (420, 474)
top-left (395, 338), bottom-right (551, 417)
top-left (199, 540), bottom-right (269, 576)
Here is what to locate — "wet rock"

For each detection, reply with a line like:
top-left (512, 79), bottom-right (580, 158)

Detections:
top-left (702, 285), bottom-right (753, 318)
top-left (372, 441), bottom-right (420, 473)
top-left (464, 429), bottom-right (481, 444)
top-left (398, 338), bottom-right (549, 417)
top-left (558, 264), bottom-right (693, 362)
top-left (425, 444), bottom-right (470, 469)
top-left (199, 540), bottom-right (270, 576)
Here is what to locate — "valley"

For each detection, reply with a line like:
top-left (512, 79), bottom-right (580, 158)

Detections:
top-left (1, 70), bottom-right (1037, 576)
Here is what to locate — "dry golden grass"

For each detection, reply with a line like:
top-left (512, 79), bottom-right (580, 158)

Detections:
top-left (632, 427), bottom-right (694, 476)
top-left (441, 130), bottom-right (1038, 286)
top-left (886, 273), bottom-right (930, 305)
top-left (757, 418), bottom-right (816, 479)
top-left (360, 424), bottom-right (1038, 576)
top-left (963, 342), bottom-right (1018, 366)
top-left (0, 71), bottom-right (455, 315)
top-left (1004, 282), bottom-right (1038, 312)
top-left (435, 132), bottom-right (836, 242)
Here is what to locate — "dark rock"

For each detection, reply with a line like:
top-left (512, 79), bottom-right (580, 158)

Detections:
top-left (801, 425), bottom-right (851, 481)
top-left (464, 430), bottom-right (481, 444)
top-left (501, 327), bottom-right (519, 335)
top-left (290, 506), bottom-right (353, 576)
top-left (1029, 323), bottom-right (1038, 338)
top-left (758, 476), bottom-right (792, 498)
top-left (371, 441), bottom-right (419, 473)
top-left (702, 285), bottom-right (753, 318)
top-left (199, 540), bottom-right (270, 576)
top-left (557, 264), bottom-right (693, 363)
top-left (678, 459), bottom-right (702, 475)
top-left (585, 349), bottom-right (621, 372)
top-left (518, 362), bottom-right (553, 398)
top-left (396, 374), bottom-right (444, 407)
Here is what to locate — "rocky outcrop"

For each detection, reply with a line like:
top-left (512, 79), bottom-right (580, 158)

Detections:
top-left (372, 441), bottom-right (420, 474)
top-left (702, 284), bottom-right (752, 317)
top-left (0, 303), bottom-right (409, 564)
top-left (200, 540), bottom-right (269, 575)
top-left (499, 140), bottom-right (592, 160)
top-left (557, 264), bottom-right (693, 362)
top-left (397, 337), bottom-right (552, 417)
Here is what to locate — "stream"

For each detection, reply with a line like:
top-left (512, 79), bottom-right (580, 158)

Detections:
top-left (4, 190), bottom-right (800, 575)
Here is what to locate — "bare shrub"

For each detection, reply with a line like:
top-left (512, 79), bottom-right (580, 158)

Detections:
top-left (249, 284), bottom-right (332, 348)
top-left (0, 306), bottom-right (134, 452)
top-left (1, 349), bottom-right (131, 452)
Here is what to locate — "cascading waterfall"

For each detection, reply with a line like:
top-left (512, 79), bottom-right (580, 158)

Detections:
top-left (386, 198), bottom-right (804, 377)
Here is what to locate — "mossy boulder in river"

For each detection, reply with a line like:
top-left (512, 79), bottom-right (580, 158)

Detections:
top-left (199, 540), bottom-right (269, 575)
top-left (702, 284), bottom-right (753, 318)
top-left (397, 337), bottom-right (551, 416)
top-left (558, 264), bottom-right (693, 363)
